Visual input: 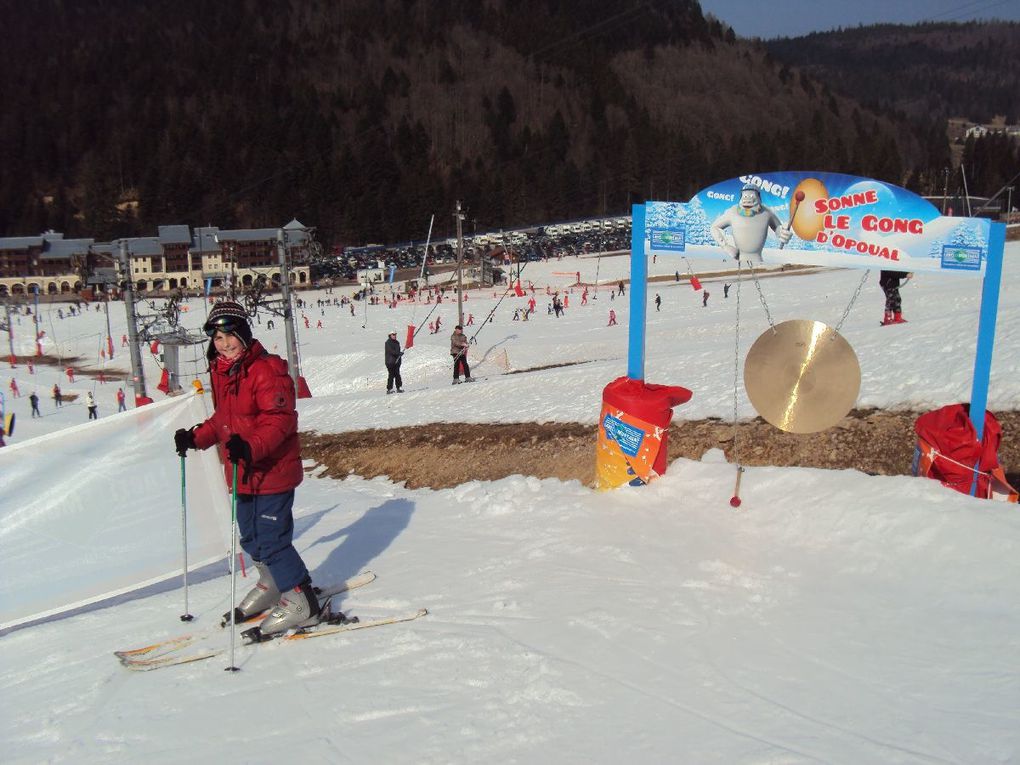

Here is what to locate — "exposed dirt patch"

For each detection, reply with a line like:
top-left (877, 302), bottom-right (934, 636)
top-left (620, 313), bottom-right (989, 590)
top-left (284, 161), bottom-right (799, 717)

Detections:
top-left (9, 353), bottom-right (131, 382)
top-left (302, 409), bottom-right (1020, 490)
top-left (303, 422), bottom-right (598, 489)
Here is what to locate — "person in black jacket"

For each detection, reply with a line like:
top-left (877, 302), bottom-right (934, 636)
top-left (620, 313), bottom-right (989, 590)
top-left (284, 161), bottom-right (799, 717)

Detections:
top-left (385, 331), bottom-right (404, 394)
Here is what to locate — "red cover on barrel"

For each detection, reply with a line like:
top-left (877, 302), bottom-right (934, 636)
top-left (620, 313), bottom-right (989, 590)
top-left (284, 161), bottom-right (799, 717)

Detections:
top-left (914, 404), bottom-right (1002, 496)
top-left (603, 377), bottom-right (692, 476)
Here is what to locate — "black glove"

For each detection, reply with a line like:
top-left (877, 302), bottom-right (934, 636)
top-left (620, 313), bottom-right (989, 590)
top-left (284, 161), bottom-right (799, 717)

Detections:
top-left (225, 434), bottom-right (252, 465)
top-left (174, 428), bottom-right (196, 457)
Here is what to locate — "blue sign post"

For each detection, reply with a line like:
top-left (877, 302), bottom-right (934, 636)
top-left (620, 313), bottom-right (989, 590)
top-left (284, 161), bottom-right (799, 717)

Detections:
top-left (969, 222), bottom-right (1006, 441)
top-left (628, 204), bottom-right (647, 381)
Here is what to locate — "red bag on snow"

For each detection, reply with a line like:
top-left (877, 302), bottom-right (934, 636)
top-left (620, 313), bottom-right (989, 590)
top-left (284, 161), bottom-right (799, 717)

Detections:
top-left (913, 404), bottom-right (1017, 502)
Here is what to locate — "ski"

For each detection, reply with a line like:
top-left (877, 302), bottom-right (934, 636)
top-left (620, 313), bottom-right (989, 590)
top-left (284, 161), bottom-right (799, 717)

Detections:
top-left (118, 608), bottom-right (428, 671)
top-left (114, 571), bottom-right (376, 663)
top-left (285, 608), bottom-right (427, 641)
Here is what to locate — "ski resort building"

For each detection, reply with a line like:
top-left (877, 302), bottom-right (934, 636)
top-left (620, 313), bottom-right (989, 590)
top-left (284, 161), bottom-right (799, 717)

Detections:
top-left (0, 221), bottom-right (311, 298)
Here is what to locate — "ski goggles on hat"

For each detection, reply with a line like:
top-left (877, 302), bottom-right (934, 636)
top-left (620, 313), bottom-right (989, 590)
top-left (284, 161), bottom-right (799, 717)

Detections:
top-left (203, 316), bottom-right (245, 337)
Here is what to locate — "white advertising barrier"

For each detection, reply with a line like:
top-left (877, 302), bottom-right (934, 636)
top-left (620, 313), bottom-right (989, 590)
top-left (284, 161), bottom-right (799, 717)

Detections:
top-left (0, 391), bottom-right (232, 630)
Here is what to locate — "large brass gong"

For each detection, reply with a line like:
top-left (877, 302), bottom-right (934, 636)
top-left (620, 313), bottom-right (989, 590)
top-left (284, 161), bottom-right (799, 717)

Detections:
top-left (743, 319), bottom-right (860, 434)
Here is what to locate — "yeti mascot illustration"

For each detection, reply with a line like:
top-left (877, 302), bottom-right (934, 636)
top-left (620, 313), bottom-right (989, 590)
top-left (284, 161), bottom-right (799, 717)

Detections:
top-left (710, 184), bottom-right (791, 264)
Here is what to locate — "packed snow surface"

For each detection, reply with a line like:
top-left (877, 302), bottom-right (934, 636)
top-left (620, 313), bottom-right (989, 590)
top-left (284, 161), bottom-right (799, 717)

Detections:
top-left (1, 246), bottom-right (1018, 763)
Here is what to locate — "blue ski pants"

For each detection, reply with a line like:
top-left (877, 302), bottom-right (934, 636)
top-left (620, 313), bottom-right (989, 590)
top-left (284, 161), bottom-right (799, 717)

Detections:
top-left (235, 490), bottom-right (309, 592)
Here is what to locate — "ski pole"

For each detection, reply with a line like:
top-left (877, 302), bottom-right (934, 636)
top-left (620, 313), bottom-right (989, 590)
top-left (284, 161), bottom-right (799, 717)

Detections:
top-left (179, 455), bottom-right (194, 622)
top-left (226, 461), bottom-right (240, 672)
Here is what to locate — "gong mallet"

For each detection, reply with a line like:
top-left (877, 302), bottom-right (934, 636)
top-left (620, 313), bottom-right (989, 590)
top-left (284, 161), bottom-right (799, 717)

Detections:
top-left (730, 465), bottom-right (745, 508)
top-left (779, 190), bottom-right (806, 250)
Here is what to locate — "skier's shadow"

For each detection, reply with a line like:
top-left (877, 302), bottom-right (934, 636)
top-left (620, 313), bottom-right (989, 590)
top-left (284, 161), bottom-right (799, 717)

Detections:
top-left (298, 498), bottom-right (415, 599)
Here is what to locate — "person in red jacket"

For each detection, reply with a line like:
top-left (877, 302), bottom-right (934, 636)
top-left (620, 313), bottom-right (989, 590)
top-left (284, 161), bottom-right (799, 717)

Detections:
top-left (173, 301), bottom-right (317, 639)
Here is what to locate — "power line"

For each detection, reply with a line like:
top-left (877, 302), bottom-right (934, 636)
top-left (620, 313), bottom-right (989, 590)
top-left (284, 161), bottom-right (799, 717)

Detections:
top-left (922, 0), bottom-right (1014, 22)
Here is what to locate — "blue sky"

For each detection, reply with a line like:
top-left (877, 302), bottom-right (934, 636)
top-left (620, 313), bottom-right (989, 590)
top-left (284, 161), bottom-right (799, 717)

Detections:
top-left (698, 0), bottom-right (1020, 39)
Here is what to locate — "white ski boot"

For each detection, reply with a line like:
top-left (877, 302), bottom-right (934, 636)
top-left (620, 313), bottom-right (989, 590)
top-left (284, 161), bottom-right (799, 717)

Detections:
top-left (222, 561), bottom-right (280, 626)
top-left (245, 579), bottom-right (321, 641)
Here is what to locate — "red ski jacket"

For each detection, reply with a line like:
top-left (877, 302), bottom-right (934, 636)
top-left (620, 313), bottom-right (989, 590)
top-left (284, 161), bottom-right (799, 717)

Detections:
top-left (193, 340), bottom-right (303, 495)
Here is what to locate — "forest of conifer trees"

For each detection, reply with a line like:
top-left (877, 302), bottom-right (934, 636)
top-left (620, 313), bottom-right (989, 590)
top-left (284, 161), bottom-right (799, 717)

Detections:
top-left (0, 0), bottom-right (1016, 246)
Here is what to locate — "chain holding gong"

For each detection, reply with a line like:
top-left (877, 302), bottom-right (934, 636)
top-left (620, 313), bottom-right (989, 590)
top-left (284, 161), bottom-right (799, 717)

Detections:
top-left (743, 319), bottom-right (860, 434)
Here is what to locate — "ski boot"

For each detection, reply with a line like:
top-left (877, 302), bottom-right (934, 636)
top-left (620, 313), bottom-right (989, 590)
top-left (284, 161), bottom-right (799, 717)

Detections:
top-left (893, 311), bottom-right (907, 324)
top-left (222, 561), bottom-right (280, 627)
top-left (242, 578), bottom-right (321, 642)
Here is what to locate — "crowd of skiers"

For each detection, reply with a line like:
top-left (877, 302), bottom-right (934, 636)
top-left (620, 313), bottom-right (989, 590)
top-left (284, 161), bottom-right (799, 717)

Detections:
top-left (7, 376), bottom-right (127, 422)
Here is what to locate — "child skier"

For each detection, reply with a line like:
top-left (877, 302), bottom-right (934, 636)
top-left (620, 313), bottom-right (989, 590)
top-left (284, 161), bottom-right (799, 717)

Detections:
top-left (173, 301), bottom-right (317, 639)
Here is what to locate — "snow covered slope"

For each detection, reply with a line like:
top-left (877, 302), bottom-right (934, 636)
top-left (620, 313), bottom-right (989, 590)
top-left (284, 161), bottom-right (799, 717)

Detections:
top-left (0, 246), bottom-right (1017, 763)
